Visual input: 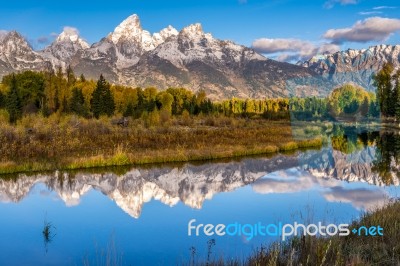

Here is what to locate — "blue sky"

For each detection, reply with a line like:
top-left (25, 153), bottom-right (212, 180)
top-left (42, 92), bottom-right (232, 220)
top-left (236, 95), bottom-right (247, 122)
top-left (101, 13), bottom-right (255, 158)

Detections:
top-left (0, 0), bottom-right (399, 61)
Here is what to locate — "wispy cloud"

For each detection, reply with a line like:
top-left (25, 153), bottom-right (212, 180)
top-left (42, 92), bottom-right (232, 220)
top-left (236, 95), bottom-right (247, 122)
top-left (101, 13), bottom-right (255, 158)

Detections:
top-left (372, 6), bottom-right (397, 10)
top-left (323, 16), bottom-right (400, 44)
top-left (37, 36), bottom-right (50, 44)
top-left (324, 0), bottom-right (358, 9)
top-left (28, 32), bottom-right (58, 50)
top-left (358, 11), bottom-right (382, 15)
top-left (252, 38), bottom-right (340, 62)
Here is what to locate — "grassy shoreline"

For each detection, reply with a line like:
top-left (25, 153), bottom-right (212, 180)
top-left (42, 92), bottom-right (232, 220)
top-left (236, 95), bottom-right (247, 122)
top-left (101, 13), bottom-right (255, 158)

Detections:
top-left (0, 115), bottom-right (322, 175)
top-left (0, 138), bottom-right (322, 175)
top-left (192, 200), bottom-right (400, 265)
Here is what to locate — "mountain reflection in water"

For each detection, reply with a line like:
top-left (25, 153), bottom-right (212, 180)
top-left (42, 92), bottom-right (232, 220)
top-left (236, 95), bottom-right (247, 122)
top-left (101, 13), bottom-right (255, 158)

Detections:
top-left (1, 130), bottom-right (399, 219)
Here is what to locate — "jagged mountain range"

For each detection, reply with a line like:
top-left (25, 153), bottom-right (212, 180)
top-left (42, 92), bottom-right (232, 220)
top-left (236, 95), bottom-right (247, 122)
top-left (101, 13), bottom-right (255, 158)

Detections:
top-left (1, 147), bottom-right (398, 218)
top-left (0, 155), bottom-right (297, 218)
top-left (0, 14), bottom-right (317, 99)
top-left (300, 45), bottom-right (400, 91)
top-left (0, 14), bottom-right (399, 99)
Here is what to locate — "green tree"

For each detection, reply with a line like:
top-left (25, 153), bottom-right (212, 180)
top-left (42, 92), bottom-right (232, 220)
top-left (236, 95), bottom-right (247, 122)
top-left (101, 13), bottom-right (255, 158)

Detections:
top-left (80, 73), bottom-right (86, 82)
top-left (394, 70), bottom-right (400, 120)
top-left (5, 75), bottom-right (22, 123)
top-left (327, 84), bottom-right (370, 118)
top-left (66, 65), bottom-right (76, 87)
top-left (360, 96), bottom-right (370, 117)
top-left (69, 87), bottom-right (88, 116)
top-left (123, 102), bottom-right (134, 117)
top-left (43, 70), bottom-right (57, 114)
top-left (373, 63), bottom-right (394, 117)
top-left (0, 90), bottom-right (4, 109)
top-left (90, 75), bottom-right (115, 118)
top-left (157, 91), bottom-right (174, 113)
top-left (2, 71), bottom-right (46, 113)
top-left (55, 67), bottom-right (69, 113)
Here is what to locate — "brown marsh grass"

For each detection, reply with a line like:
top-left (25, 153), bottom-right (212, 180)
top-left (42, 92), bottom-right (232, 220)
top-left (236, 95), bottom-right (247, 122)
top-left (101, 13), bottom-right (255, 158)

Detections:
top-left (0, 114), bottom-right (322, 174)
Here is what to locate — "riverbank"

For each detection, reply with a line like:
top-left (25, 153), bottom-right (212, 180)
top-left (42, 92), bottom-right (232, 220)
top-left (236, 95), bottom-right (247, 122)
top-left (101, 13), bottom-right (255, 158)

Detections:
top-left (0, 115), bottom-right (322, 175)
top-left (195, 200), bottom-right (400, 265)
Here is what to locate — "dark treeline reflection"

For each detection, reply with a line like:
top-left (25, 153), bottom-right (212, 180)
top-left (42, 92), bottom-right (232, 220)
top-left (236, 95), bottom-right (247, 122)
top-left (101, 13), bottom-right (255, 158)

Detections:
top-left (329, 125), bottom-right (400, 185)
top-left (330, 125), bottom-right (379, 154)
top-left (373, 132), bottom-right (400, 185)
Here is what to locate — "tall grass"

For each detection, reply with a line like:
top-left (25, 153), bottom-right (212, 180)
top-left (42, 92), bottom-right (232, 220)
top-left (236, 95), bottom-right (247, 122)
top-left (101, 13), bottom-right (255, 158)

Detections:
top-left (0, 115), bottom-right (322, 174)
top-left (192, 200), bottom-right (400, 266)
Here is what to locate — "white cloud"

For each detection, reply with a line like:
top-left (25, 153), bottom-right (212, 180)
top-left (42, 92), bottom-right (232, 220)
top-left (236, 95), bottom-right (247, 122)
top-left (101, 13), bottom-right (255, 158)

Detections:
top-left (252, 38), bottom-right (340, 62)
top-left (252, 169), bottom-right (341, 194)
top-left (252, 38), bottom-right (315, 54)
top-left (372, 6), bottom-right (397, 10)
top-left (252, 169), bottom-right (390, 211)
top-left (317, 42), bottom-right (341, 54)
top-left (62, 26), bottom-right (80, 36)
top-left (358, 11), bottom-right (382, 15)
top-left (252, 173), bottom-right (315, 194)
top-left (323, 17), bottom-right (400, 44)
top-left (324, 0), bottom-right (358, 9)
top-left (323, 187), bottom-right (388, 210)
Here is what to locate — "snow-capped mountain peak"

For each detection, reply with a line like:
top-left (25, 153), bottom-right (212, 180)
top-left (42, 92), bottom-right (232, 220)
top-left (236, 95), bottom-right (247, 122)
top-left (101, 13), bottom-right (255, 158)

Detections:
top-left (152, 25), bottom-right (178, 46)
top-left (55, 27), bottom-right (90, 49)
top-left (39, 27), bottom-right (90, 66)
top-left (0, 14), bottom-right (317, 99)
top-left (159, 25), bottom-right (179, 38)
top-left (180, 23), bottom-right (206, 38)
top-left (0, 30), bottom-right (50, 73)
top-left (110, 14), bottom-right (143, 44)
top-left (1, 31), bottom-right (27, 45)
top-left (108, 14), bottom-right (179, 53)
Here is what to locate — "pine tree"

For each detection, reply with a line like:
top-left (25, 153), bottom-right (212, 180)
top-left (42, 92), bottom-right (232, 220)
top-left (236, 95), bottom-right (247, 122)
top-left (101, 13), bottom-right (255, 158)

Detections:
top-left (103, 85), bottom-right (115, 116)
top-left (123, 102), bottom-right (134, 117)
top-left (55, 66), bottom-right (69, 113)
top-left (0, 90), bottom-right (4, 109)
top-left (66, 65), bottom-right (76, 87)
top-left (80, 73), bottom-right (86, 82)
top-left (70, 87), bottom-right (88, 116)
top-left (5, 75), bottom-right (22, 123)
top-left (91, 77), bottom-right (103, 119)
top-left (90, 75), bottom-right (115, 118)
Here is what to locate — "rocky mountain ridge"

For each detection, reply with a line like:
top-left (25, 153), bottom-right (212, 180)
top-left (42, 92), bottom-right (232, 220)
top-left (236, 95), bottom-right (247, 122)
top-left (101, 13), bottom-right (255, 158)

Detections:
top-left (301, 44), bottom-right (400, 91)
top-left (1, 14), bottom-right (399, 98)
top-left (0, 14), bottom-right (317, 99)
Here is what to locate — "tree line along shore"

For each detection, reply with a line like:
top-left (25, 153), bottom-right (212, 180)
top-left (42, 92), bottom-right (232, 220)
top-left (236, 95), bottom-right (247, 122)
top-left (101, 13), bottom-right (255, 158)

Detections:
top-left (0, 64), bottom-right (397, 174)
